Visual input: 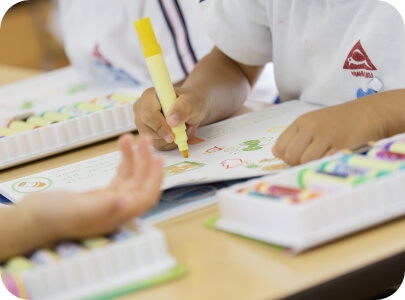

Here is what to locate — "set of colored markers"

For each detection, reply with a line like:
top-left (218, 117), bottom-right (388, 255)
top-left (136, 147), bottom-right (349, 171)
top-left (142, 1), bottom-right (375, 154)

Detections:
top-left (1, 93), bottom-right (137, 138)
top-left (214, 134), bottom-right (405, 252)
top-left (236, 140), bottom-right (405, 202)
top-left (0, 93), bottom-right (139, 169)
top-left (0, 225), bottom-right (179, 300)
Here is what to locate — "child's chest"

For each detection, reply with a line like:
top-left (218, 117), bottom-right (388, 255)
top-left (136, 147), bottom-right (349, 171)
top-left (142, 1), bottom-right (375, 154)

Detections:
top-left (271, 0), bottom-right (405, 104)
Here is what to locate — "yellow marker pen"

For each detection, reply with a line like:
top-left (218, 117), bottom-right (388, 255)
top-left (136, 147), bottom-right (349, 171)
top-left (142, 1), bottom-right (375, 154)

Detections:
top-left (108, 93), bottom-right (139, 104)
top-left (75, 102), bottom-right (104, 113)
top-left (41, 111), bottom-right (72, 122)
top-left (134, 17), bottom-right (189, 158)
top-left (8, 120), bottom-right (39, 131)
top-left (26, 116), bottom-right (55, 126)
top-left (0, 127), bottom-right (23, 137)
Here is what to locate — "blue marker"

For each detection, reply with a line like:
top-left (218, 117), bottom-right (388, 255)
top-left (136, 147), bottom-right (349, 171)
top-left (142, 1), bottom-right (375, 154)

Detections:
top-left (54, 242), bottom-right (86, 258)
top-left (319, 160), bottom-right (388, 178)
top-left (58, 106), bottom-right (86, 117)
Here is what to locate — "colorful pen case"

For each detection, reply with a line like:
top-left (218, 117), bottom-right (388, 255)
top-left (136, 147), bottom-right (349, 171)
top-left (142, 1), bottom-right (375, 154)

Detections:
top-left (0, 93), bottom-right (138, 170)
top-left (1, 224), bottom-right (183, 300)
top-left (213, 133), bottom-right (405, 253)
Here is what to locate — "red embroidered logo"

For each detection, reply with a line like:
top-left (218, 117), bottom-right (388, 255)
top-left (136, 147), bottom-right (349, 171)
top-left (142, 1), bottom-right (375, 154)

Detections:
top-left (93, 44), bottom-right (112, 66)
top-left (343, 40), bottom-right (376, 78)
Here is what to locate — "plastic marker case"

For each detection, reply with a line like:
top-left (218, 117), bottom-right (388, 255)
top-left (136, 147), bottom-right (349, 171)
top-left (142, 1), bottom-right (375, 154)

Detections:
top-left (0, 224), bottom-right (184, 300)
top-left (213, 133), bottom-right (405, 253)
top-left (0, 95), bottom-right (137, 170)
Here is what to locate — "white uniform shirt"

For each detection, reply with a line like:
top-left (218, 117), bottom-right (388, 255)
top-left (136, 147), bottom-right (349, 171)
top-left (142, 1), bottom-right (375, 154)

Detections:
top-left (57, 0), bottom-right (278, 102)
top-left (200, 0), bottom-right (405, 106)
top-left (58, 0), bottom-right (213, 86)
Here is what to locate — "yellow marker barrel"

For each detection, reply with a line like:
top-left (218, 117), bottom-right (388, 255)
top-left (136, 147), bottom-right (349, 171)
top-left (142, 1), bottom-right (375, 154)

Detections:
top-left (134, 17), bottom-right (188, 158)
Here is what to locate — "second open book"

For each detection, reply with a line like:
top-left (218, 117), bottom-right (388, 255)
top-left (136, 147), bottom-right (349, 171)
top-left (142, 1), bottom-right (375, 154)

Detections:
top-left (0, 100), bottom-right (320, 204)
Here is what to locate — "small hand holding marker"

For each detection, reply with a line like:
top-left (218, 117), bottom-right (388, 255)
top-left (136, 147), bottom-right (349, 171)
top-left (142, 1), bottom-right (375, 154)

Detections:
top-left (134, 17), bottom-right (189, 158)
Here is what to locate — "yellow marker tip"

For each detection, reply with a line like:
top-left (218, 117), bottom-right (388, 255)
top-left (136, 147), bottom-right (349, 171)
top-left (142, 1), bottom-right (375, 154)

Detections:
top-left (182, 150), bottom-right (189, 158)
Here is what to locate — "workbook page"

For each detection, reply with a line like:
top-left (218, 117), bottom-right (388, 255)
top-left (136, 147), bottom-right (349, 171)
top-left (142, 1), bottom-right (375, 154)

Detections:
top-left (0, 100), bottom-right (320, 203)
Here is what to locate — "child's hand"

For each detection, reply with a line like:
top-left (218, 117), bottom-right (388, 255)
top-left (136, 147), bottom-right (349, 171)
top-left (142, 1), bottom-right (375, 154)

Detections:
top-left (133, 87), bottom-right (208, 151)
top-left (17, 134), bottom-right (164, 241)
top-left (272, 100), bottom-right (386, 166)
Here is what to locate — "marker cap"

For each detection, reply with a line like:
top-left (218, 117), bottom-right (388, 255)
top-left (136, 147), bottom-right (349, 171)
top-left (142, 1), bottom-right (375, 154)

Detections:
top-left (134, 17), bottom-right (162, 58)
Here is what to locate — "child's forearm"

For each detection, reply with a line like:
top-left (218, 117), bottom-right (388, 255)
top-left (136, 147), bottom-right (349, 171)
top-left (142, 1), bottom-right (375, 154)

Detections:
top-left (353, 89), bottom-right (405, 140)
top-left (182, 47), bottom-right (264, 126)
top-left (0, 205), bottom-right (57, 262)
top-left (374, 89), bottom-right (405, 137)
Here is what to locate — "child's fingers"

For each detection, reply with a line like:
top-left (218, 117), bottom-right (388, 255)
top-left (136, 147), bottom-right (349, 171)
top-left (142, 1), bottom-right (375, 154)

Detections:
top-left (271, 146), bottom-right (279, 158)
top-left (166, 98), bottom-right (192, 127)
top-left (140, 157), bottom-right (164, 214)
top-left (146, 156), bottom-right (164, 191)
top-left (147, 156), bottom-right (164, 191)
top-left (127, 156), bottom-right (164, 216)
top-left (135, 91), bottom-right (174, 144)
top-left (273, 124), bottom-right (298, 160)
top-left (167, 89), bottom-right (207, 127)
top-left (325, 147), bottom-right (339, 157)
top-left (282, 130), bottom-right (313, 166)
top-left (136, 124), bottom-right (177, 150)
top-left (137, 122), bottom-right (174, 144)
top-left (152, 139), bottom-right (178, 151)
top-left (299, 139), bottom-right (332, 165)
top-left (134, 134), bottom-right (153, 182)
top-left (186, 124), bottom-right (198, 139)
top-left (166, 94), bottom-right (205, 128)
top-left (116, 134), bottom-right (136, 178)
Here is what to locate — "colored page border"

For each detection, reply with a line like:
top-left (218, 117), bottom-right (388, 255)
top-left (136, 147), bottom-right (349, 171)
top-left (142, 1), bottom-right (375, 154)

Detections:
top-left (85, 265), bottom-right (186, 300)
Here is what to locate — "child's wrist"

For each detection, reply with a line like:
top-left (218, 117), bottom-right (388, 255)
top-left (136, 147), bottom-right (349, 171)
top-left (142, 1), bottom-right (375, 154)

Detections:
top-left (17, 199), bottom-right (61, 248)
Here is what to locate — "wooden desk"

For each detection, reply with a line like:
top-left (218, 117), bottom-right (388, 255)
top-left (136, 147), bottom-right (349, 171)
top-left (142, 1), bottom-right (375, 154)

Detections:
top-left (0, 65), bottom-right (40, 86)
top-left (1, 66), bottom-right (404, 300)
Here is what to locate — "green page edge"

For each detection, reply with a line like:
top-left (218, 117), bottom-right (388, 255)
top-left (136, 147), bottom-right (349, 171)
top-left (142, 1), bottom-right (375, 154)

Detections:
top-left (85, 265), bottom-right (186, 300)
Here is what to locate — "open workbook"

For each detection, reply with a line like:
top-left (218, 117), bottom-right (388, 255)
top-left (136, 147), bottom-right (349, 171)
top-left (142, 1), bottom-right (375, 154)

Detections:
top-left (0, 100), bottom-right (321, 220)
